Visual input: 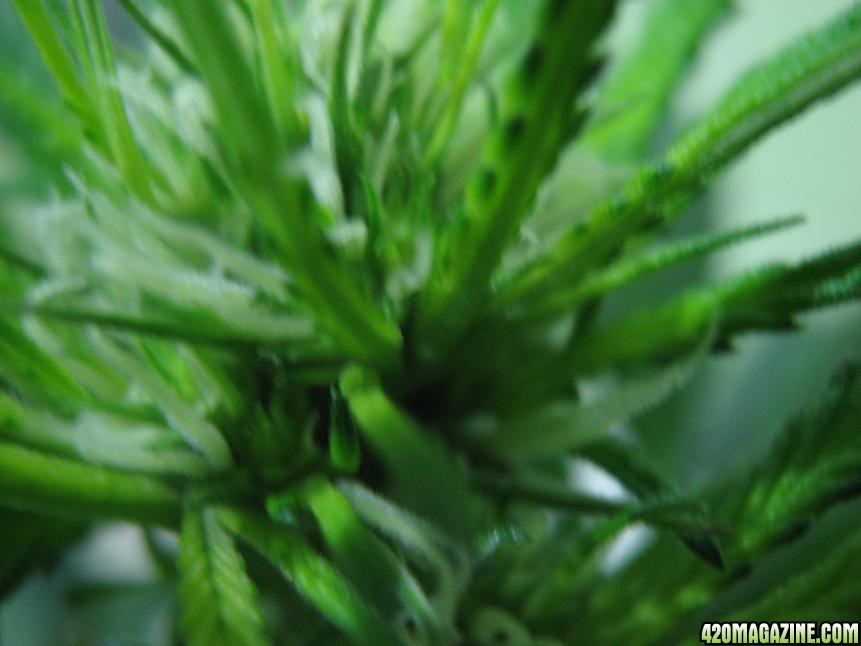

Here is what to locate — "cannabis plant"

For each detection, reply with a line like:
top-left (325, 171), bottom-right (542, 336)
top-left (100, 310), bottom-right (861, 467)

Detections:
top-left (1, 0), bottom-right (861, 643)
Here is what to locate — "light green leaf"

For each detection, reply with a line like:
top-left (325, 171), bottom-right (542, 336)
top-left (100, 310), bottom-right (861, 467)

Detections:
top-left (219, 508), bottom-right (401, 646)
top-left (569, 241), bottom-right (861, 373)
top-left (302, 480), bottom-right (445, 641)
top-left (522, 215), bottom-right (805, 322)
top-left (179, 507), bottom-right (270, 646)
top-left (89, 334), bottom-right (233, 469)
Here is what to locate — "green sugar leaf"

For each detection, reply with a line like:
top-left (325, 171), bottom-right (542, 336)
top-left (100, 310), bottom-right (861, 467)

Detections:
top-left (303, 480), bottom-right (444, 641)
top-left (568, 241), bottom-right (861, 374)
top-left (220, 508), bottom-right (402, 646)
top-left (179, 507), bottom-right (271, 646)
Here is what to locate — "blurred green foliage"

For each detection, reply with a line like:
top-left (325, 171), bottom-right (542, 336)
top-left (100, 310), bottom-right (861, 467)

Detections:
top-left (1, 1), bottom-right (861, 644)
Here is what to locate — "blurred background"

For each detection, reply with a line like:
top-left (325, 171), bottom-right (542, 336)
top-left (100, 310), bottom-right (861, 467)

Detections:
top-left (1, 0), bottom-right (860, 643)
